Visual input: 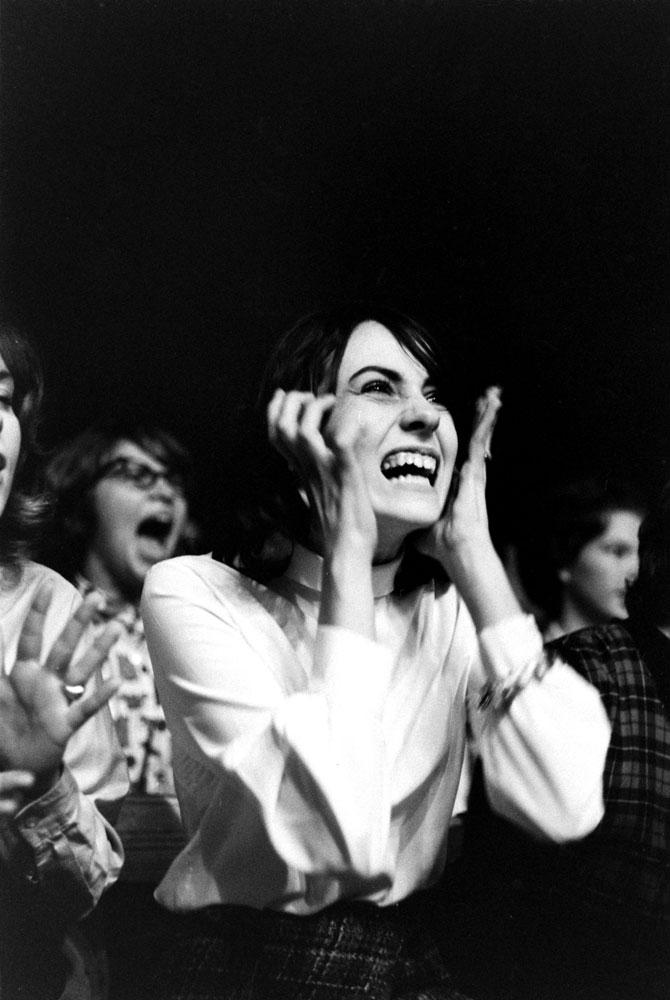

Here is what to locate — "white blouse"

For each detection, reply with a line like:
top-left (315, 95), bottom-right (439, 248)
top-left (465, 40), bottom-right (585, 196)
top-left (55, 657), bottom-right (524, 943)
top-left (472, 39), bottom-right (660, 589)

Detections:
top-left (142, 546), bottom-right (610, 916)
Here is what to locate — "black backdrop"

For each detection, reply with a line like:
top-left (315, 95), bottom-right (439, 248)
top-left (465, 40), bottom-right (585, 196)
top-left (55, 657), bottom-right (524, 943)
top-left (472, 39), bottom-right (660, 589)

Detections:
top-left (2, 0), bottom-right (669, 543)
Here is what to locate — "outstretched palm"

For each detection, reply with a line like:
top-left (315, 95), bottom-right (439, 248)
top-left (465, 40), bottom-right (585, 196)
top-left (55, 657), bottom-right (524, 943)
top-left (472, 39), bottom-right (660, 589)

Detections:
top-left (0, 584), bottom-right (121, 775)
top-left (414, 386), bottom-right (502, 565)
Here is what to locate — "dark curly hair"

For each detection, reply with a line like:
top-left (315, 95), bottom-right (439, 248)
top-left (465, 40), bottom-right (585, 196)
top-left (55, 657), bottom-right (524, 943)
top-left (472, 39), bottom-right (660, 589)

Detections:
top-left (41, 420), bottom-right (195, 584)
top-left (0, 323), bottom-right (49, 572)
top-left (218, 302), bottom-right (460, 588)
top-left (515, 475), bottom-right (647, 622)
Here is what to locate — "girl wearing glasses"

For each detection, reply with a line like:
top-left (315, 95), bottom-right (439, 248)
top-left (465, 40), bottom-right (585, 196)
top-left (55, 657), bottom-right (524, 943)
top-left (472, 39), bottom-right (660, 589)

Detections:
top-left (141, 304), bottom-right (611, 1000)
top-left (42, 421), bottom-right (198, 998)
top-left (0, 324), bottom-right (127, 999)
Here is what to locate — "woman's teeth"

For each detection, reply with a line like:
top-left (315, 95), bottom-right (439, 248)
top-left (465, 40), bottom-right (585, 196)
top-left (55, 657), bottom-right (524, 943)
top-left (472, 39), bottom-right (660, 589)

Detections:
top-left (381, 452), bottom-right (437, 484)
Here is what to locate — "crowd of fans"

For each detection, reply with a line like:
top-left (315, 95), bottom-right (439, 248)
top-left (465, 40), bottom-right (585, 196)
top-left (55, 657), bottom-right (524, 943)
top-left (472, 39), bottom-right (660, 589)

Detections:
top-left (0, 310), bottom-right (666, 1000)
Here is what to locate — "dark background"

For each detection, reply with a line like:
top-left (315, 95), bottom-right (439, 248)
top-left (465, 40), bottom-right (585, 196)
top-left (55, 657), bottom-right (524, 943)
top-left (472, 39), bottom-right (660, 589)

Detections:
top-left (2, 0), bottom-right (669, 544)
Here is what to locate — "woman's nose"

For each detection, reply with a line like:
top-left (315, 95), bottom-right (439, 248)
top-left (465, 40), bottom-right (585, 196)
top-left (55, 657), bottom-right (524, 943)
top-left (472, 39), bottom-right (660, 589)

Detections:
top-left (149, 474), bottom-right (176, 501)
top-left (399, 395), bottom-right (441, 432)
top-left (626, 551), bottom-right (640, 580)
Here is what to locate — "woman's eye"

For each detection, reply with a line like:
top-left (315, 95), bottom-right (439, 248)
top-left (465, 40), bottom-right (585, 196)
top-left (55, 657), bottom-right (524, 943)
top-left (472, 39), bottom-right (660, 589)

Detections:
top-left (424, 389), bottom-right (448, 410)
top-left (360, 379), bottom-right (394, 396)
top-left (603, 544), bottom-right (630, 558)
top-left (0, 394), bottom-right (14, 410)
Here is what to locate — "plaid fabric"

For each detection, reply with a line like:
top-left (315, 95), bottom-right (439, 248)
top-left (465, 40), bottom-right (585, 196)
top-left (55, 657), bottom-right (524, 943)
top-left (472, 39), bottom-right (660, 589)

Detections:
top-left (547, 619), bottom-right (670, 921)
top-left (150, 893), bottom-right (473, 1000)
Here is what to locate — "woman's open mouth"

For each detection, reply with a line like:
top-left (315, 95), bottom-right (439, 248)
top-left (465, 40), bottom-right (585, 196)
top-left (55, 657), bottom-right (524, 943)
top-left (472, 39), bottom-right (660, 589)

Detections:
top-left (136, 514), bottom-right (175, 558)
top-left (380, 450), bottom-right (438, 487)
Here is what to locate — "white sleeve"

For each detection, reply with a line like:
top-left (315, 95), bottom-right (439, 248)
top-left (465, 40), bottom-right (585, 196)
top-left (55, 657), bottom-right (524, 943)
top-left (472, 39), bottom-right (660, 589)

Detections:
top-left (141, 561), bottom-right (394, 879)
top-left (468, 614), bottom-right (610, 842)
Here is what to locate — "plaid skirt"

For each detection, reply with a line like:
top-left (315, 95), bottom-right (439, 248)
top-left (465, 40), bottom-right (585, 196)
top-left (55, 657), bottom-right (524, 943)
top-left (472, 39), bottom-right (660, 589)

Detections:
top-left (150, 889), bottom-right (473, 1000)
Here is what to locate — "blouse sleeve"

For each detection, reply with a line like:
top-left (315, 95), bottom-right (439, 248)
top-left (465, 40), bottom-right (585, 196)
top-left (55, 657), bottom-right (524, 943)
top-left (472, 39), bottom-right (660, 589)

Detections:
top-left (142, 560), bottom-right (394, 879)
top-left (4, 760), bottom-right (125, 923)
top-left (468, 614), bottom-right (610, 842)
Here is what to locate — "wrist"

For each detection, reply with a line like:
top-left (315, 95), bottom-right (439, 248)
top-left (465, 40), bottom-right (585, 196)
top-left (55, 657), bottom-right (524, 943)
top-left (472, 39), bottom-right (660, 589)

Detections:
top-left (320, 547), bottom-right (375, 639)
top-left (446, 542), bottom-right (522, 631)
top-left (323, 535), bottom-right (375, 570)
top-left (439, 535), bottom-right (497, 576)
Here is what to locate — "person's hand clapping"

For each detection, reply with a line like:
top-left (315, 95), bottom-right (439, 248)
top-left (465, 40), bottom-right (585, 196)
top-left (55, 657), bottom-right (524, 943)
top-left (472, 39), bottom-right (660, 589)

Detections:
top-left (268, 389), bottom-right (378, 562)
top-left (413, 386), bottom-right (521, 628)
top-left (414, 386), bottom-right (502, 572)
top-left (0, 585), bottom-right (122, 787)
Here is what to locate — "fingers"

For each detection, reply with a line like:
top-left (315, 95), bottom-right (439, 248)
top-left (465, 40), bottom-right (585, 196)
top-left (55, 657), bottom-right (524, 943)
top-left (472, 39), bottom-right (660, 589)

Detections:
top-left (44, 590), bottom-right (107, 678)
top-left (66, 675), bottom-right (120, 732)
top-left (0, 771), bottom-right (35, 816)
top-left (15, 582), bottom-right (55, 667)
top-left (268, 389), bottom-right (336, 470)
top-left (470, 386), bottom-right (502, 464)
top-left (61, 620), bottom-right (124, 687)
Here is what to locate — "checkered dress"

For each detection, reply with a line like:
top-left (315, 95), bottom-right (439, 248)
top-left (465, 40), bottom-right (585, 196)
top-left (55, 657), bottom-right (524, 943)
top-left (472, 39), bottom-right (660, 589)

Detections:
top-left (547, 617), bottom-right (670, 923)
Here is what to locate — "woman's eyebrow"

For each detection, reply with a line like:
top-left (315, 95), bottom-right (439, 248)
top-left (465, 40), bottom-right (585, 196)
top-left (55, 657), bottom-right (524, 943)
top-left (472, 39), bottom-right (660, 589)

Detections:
top-left (0, 369), bottom-right (14, 386)
top-left (348, 365), bottom-right (402, 383)
top-left (348, 365), bottom-right (435, 389)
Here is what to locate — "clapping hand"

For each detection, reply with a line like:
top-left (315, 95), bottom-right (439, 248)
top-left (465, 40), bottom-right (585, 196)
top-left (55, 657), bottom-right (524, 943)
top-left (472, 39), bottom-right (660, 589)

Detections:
top-left (0, 584), bottom-right (122, 781)
top-left (414, 386), bottom-right (501, 567)
top-left (413, 387), bottom-right (521, 628)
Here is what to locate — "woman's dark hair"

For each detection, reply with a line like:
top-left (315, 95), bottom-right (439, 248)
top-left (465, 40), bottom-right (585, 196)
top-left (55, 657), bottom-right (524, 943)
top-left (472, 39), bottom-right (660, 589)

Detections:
top-left (41, 420), bottom-right (195, 583)
top-left (220, 302), bottom-right (457, 585)
top-left (515, 475), bottom-right (647, 621)
top-left (0, 323), bottom-right (49, 571)
top-left (626, 483), bottom-right (670, 625)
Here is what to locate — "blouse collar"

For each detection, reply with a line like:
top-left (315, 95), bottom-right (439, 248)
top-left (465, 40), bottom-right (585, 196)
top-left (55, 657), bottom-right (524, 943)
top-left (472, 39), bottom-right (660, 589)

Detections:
top-left (76, 574), bottom-right (141, 625)
top-left (285, 543), bottom-right (401, 599)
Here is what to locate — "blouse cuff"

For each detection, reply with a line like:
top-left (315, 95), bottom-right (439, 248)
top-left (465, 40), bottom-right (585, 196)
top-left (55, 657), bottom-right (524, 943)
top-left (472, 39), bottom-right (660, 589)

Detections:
top-left (312, 625), bottom-right (393, 714)
top-left (478, 614), bottom-right (546, 689)
top-left (13, 765), bottom-right (79, 848)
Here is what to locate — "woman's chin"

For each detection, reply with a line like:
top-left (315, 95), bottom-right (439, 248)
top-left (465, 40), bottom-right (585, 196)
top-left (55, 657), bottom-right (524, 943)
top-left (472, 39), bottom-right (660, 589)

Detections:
top-left (375, 513), bottom-right (440, 562)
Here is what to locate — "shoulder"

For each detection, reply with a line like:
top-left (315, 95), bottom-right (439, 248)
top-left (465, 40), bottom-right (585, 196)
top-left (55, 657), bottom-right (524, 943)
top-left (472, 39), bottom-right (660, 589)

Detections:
top-left (25, 560), bottom-right (78, 596)
top-left (0, 559), bottom-right (78, 613)
top-left (142, 555), bottom-right (263, 617)
top-left (548, 622), bottom-right (640, 686)
top-left (144, 554), bottom-right (241, 593)
top-left (0, 561), bottom-right (79, 665)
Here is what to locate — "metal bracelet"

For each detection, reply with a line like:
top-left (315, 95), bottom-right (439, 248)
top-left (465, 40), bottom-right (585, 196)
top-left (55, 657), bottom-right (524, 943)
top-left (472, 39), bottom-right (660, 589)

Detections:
top-left (478, 650), bottom-right (556, 712)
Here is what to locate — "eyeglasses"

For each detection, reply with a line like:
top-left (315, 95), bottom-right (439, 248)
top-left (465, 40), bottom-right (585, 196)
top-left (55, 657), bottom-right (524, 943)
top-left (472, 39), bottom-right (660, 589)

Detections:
top-left (95, 457), bottom-right (187, 497)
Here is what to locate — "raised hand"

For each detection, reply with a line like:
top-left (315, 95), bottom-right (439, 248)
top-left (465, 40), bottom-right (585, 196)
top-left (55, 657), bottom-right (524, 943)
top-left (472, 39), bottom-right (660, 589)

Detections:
top-left (413, 387), bottom-right (519, 629)
top-left (0, 585), bottom-right (122, 778)
top-left (415, 386), bottom-right (501, 564)
top-left (268, 389), bottom-right (378, 562)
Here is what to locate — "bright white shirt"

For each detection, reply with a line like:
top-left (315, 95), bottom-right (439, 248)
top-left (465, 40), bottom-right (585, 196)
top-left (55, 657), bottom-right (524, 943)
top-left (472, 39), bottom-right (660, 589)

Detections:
top-left (0, 561), bottom-right (127, 919)
top-left (142, 547), bottom-right (610, 916)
